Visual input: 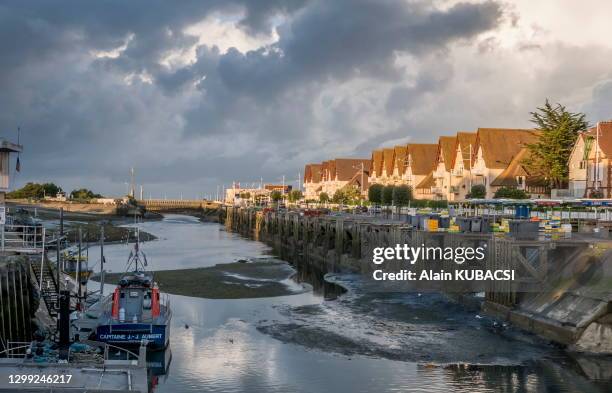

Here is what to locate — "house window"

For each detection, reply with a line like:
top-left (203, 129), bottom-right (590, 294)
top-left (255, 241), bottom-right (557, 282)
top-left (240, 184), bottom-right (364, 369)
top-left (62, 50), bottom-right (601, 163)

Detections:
top-left (579, 160), bottom-right (586, 169)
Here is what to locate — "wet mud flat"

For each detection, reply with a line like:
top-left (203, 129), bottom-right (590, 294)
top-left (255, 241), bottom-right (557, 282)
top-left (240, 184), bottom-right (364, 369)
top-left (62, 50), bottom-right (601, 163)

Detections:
top-left (95, 258), bottom-right (304, 299)
top-left (257, 274), bottom-right (560, 364)
top-left (255, 280), bottom-right (612, 391)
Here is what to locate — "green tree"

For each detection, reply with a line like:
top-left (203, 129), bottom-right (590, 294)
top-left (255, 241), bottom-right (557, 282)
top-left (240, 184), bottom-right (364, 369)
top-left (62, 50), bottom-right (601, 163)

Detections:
top-left (239, 192), bottom-right (251, 199)
top-left (319, 192), bottom-right (330, 204)
top-left (288, 190), bottom-right (303, 203)
top-left (332, 189), bottom-right (344, 204)
top-left (7, 182), bottom-right (63, 199)
top-left (382, 185), bottom-right (394, 206)
top-left (70, 188), bottom-right (103, 200)
top-left (524, 100), bottom-right (589, 188)
top-left (494, 187), bottom-right (529, 199)
top-left (392, 185), bottom-right (412, 213)
top-left (334, 185), bottom-right (361, 205)
top-left (270, 190), bottom-right (283, 204)
top-left (368, 184), bottom-right (383, 204)
top-left (466, 184), bottom-right (486, 199)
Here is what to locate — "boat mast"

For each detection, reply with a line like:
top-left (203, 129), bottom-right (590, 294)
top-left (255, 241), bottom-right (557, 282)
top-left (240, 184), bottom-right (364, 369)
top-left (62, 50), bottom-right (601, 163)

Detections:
top-left (99, 225), bottom-right (105, 296)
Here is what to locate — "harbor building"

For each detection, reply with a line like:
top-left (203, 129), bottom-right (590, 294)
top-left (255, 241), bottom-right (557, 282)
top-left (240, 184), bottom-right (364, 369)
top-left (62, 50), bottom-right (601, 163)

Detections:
top-left (368, 149), bottom-right (384, 186)
top-left (568, 121), bottom-right (612, 198)
top-left (470, 128), bottom-right (539, 199)
top-left (303, 158), bottom-right (370, 200)
top-left (431, 136), bottom-right (457, 200)
top-left (303, 164), bottom-right (323, 200)
top-left (404, 143), bottom-right (438, 196)
top-left (448, 132), bottom-right (477, 201)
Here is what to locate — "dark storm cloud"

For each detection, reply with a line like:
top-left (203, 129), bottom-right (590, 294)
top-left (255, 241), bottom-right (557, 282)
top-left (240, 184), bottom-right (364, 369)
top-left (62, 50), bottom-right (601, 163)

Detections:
top-left (192, 0), bottom-right (502, 97)
top-left (0, 0), bottom-right (504, 197)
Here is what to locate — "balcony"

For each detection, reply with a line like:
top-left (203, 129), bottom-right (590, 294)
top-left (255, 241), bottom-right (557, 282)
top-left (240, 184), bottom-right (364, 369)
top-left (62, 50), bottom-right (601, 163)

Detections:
top-left (450, 186), bottom-right (460, 194)
top-left (432, 170), bottom-right (445, 179)
top-left (431, 187), bottom-right (444, 195)
top-left (472, 167), bottom-right (484, 176)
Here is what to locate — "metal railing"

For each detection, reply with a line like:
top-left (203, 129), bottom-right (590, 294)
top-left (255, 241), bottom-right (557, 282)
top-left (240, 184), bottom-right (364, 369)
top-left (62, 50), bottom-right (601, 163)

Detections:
top-left (0, 341), bottom-right (31, 358)
top-left (0, 223), bottom-right (45, 253)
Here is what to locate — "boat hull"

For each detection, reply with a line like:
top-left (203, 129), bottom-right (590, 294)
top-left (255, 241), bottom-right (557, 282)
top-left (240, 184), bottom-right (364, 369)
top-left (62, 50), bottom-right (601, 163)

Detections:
top-left (96, 323), bottom-right (170, 350)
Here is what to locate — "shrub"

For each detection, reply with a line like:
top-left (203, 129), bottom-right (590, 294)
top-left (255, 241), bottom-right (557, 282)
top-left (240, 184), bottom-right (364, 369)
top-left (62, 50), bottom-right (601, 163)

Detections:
top-left (466, 184), bottom-right (486, 199)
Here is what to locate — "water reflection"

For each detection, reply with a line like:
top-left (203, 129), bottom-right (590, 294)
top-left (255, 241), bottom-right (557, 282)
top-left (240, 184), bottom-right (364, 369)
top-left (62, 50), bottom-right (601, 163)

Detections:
top-left (90, 215), bottom-right (609, 393)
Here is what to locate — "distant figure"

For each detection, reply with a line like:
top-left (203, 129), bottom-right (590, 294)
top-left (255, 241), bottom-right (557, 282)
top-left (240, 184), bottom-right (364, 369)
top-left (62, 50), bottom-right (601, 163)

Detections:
top-left (229, 338), bottom-right (234, 344)
top-left (184, 323), bottom-right (189, 329)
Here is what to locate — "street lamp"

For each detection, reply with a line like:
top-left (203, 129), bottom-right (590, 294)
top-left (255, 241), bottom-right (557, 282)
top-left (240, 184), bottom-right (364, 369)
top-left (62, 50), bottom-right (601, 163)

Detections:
top-left (352, 162), bottom-right (367, 204)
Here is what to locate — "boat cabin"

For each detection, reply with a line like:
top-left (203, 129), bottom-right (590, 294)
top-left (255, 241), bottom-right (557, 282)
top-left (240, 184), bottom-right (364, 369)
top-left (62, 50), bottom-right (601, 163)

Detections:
top-left (111, 272), bottom-right (161, 323)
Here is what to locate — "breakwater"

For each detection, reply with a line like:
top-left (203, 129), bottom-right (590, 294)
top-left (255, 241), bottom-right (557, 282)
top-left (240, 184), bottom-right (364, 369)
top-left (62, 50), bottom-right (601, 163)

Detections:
top-left (223, 207), bottom-right (612, 354)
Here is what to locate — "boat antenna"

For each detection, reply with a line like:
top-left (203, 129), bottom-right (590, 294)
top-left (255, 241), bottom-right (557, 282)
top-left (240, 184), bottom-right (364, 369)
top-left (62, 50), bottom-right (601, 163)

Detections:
top-left (126, 227), bottom-right (147, 272)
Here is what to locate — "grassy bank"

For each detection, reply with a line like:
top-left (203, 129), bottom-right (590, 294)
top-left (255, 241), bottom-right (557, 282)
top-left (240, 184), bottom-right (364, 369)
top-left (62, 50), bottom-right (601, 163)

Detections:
top-left (94, 260), bottom-right (299, 299)
top-left (6, 202), bottom-right (158, 243)
top-left (64, 222), bottom-right (156, 244)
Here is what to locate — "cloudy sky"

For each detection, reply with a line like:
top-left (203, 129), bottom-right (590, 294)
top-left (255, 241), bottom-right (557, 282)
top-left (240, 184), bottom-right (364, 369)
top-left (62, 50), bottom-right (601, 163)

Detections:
top-left (1, 0), bottom-right (611, 198)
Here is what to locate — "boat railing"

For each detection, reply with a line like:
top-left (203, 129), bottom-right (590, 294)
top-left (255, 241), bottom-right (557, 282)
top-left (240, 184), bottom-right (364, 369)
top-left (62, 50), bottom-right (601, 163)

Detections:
top-left (80, 340), bottom-right (141, 362)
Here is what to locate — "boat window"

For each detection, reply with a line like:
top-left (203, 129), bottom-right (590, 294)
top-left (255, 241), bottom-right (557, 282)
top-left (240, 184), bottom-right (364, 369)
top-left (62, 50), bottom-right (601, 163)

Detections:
top-left (143, 292), bottom-right (152, 310)
top-left (120, 293), bottom-right (125, 298)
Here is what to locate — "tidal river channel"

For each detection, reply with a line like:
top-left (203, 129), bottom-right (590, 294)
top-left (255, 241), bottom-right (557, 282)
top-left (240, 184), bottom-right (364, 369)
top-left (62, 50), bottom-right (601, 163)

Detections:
top-left (86, 214), bottom-right (610, 393)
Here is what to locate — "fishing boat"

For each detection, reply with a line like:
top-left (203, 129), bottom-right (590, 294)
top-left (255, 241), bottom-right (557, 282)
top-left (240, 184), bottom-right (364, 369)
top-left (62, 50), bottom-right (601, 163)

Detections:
top-left (95, 239), bottom-right (171, 350)
top-left (62, 251), bottom-right (93, 283)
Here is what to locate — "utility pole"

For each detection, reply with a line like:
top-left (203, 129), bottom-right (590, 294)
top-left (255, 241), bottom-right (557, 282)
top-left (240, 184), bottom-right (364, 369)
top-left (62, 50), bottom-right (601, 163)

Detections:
top-left (595, 122), bottom-right (601, 192)
top-left (99, 226), bottom-right (105, 296)
top-left (468, 144), bottom-right (473, 190)
top-left (77, 228), bottom-right (82, 307)
top-left (130, 167), bottom-right (135, 198)
top-left (59, 208), bottom-right (64, 271)
top-left (298, 171), bottom-right (301, 191)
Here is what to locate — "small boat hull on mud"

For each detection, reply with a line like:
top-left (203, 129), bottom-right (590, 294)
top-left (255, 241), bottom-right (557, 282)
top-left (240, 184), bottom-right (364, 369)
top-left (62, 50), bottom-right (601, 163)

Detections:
top-left (96, 323), bottom-right (170, 350)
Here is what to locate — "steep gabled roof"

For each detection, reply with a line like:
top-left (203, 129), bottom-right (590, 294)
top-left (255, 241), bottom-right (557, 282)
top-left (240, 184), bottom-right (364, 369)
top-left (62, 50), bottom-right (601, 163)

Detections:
top-left (453, 132), bottom-right (477, 169)
top-left (328, 160), bottom-right (337, 180)
top-left (304, 163), bottom-right (323, 183)
top-left (334, 158), bottom-right (371, 181)
top-left (383, 148), bottom-right (395, 175)
top-left (371, 150), bottom-right (384, 177)
top-left (416, 171), bottom-right (435, 189)
top-left (348, 168), bottom-right (370, 190)
top-left (490, 148), bottom-right (547, 187)
top-left (406, 143), bottom-right (438, 175)
top-left (437, 136), bottom-right (457, 171)
top-left (321, 160), bottom-right (330, 181)
top-left (583, 121), bottom-right (612, 157)
top-left (394, 145), bottom-right (408, 175)
top-left (474, 128), bottom-right (539, 169)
